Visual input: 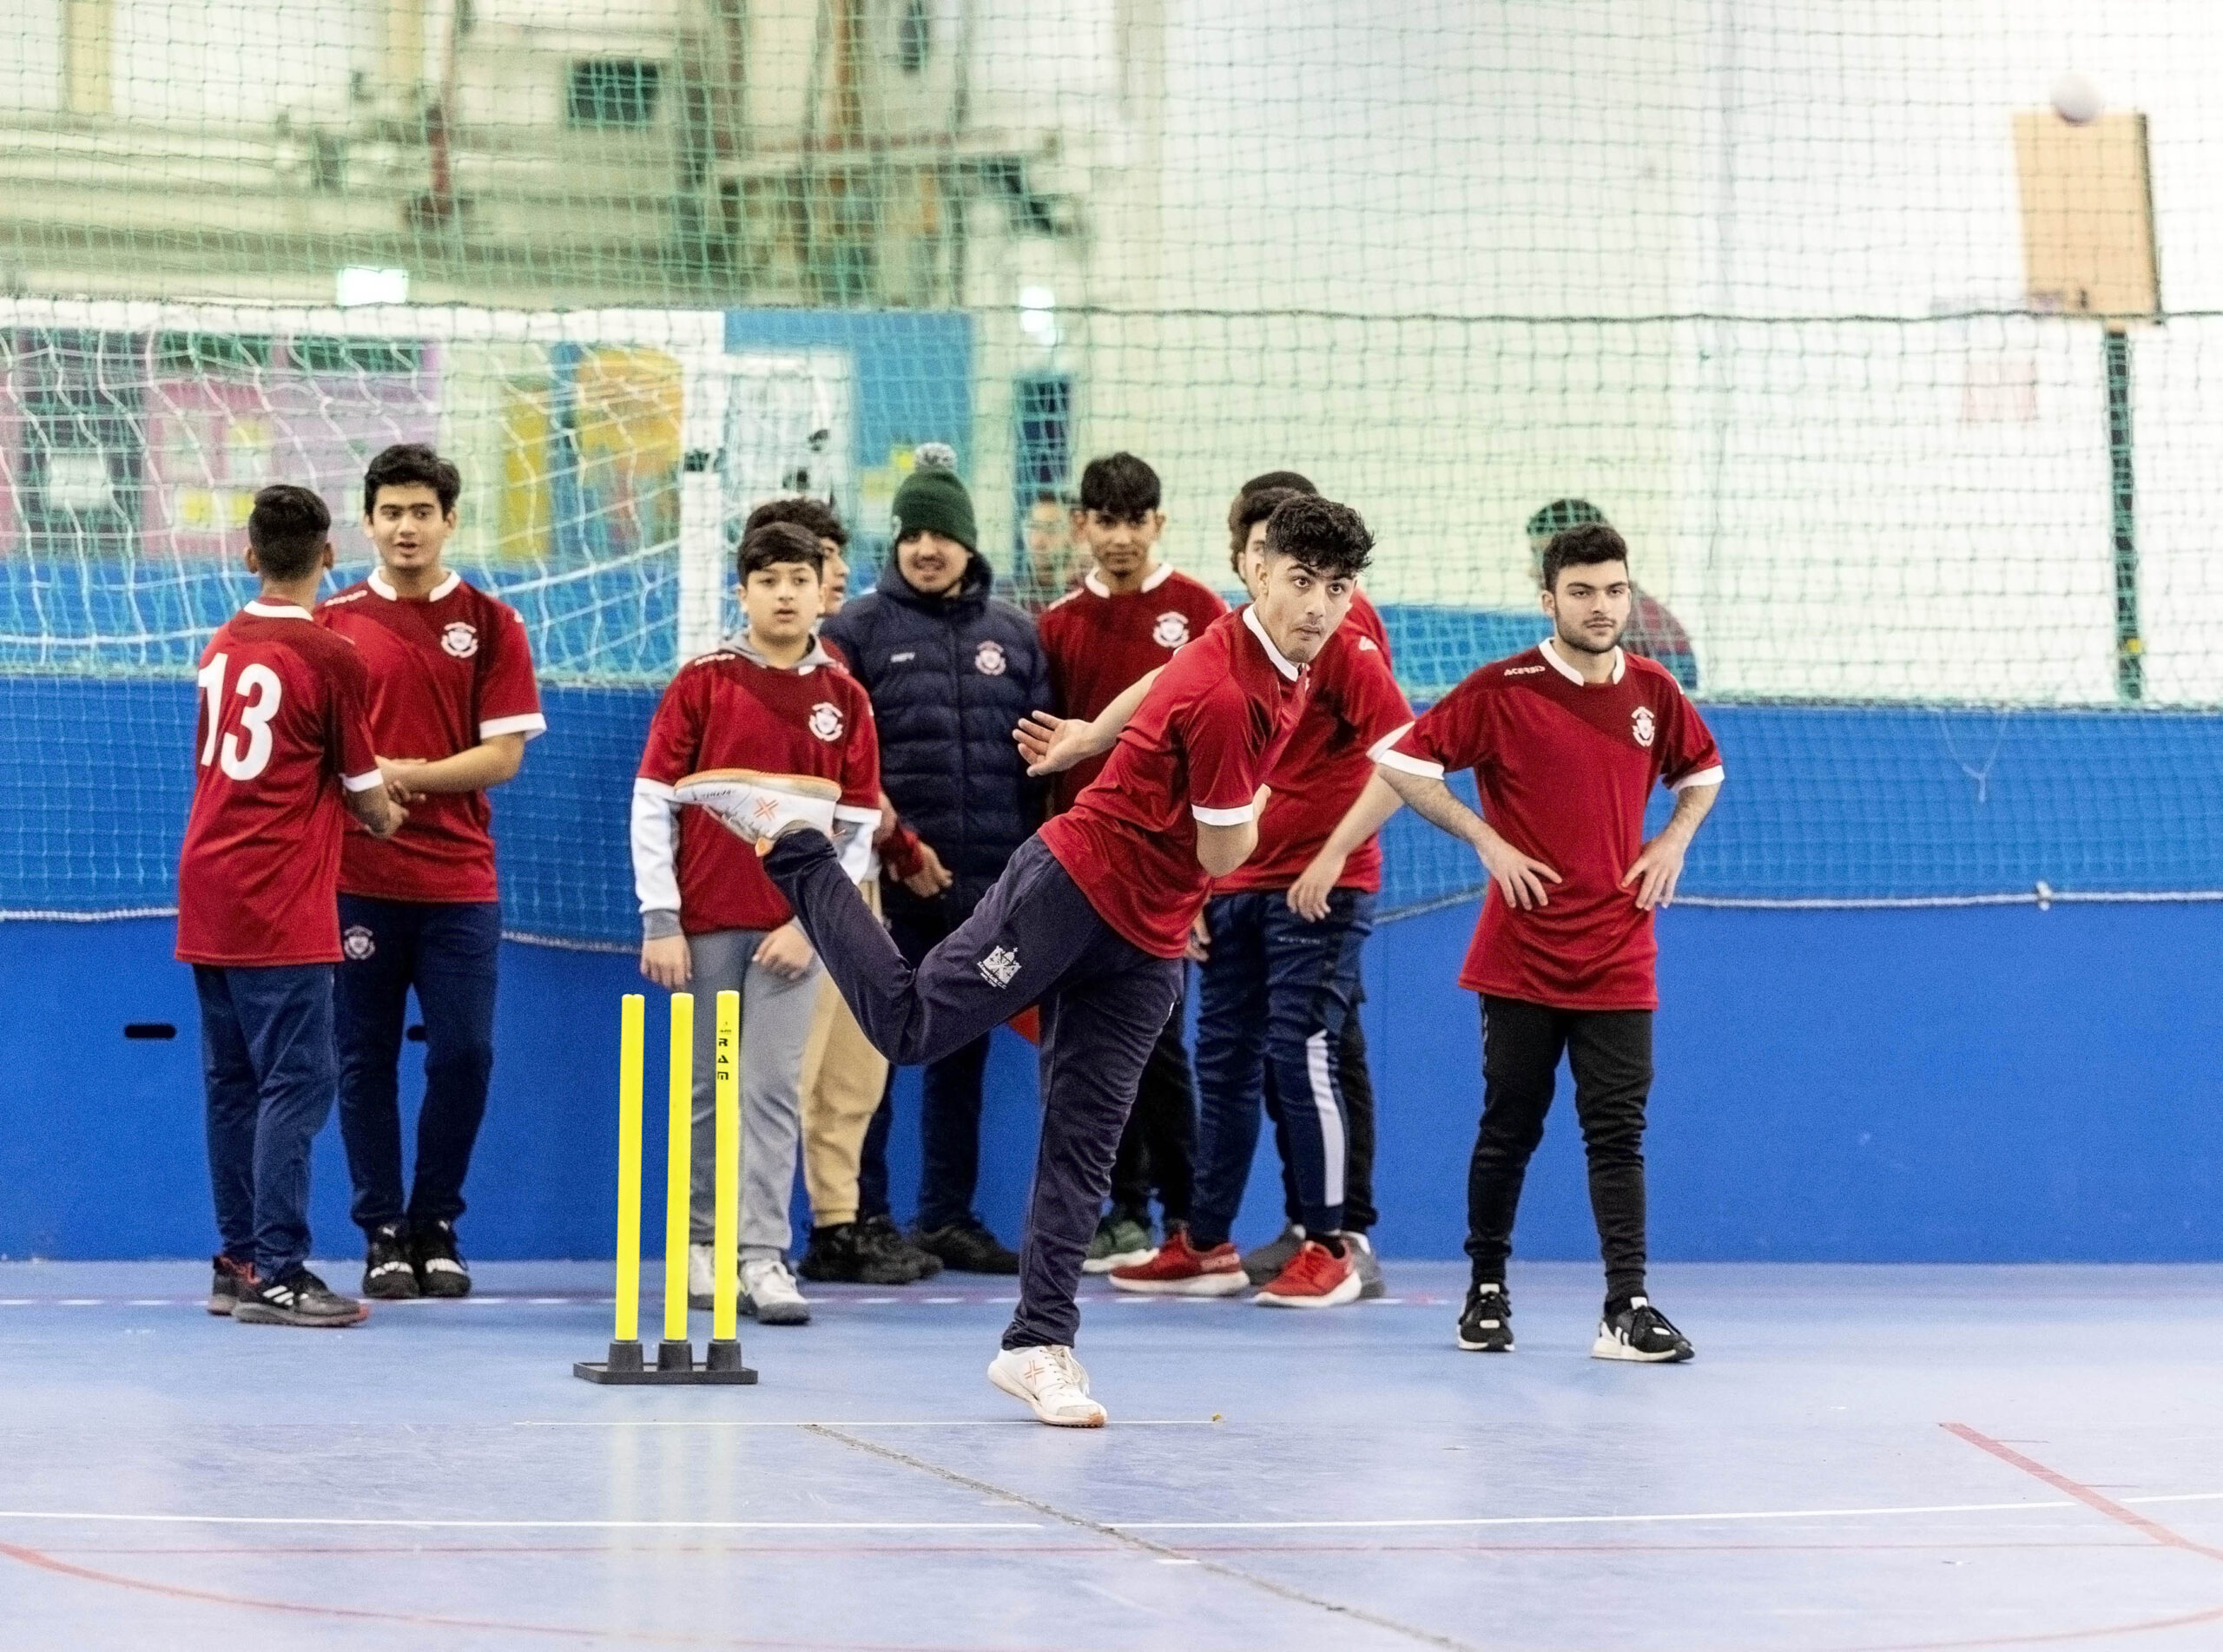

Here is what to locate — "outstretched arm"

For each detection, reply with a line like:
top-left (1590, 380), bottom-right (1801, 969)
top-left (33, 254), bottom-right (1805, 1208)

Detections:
top-left (1013, 667), bottom-right (1165, 776)
top-left (1377, 764), bottom-right (1560, 911)
top-left (1620, 777), bottom-right (1720, 911)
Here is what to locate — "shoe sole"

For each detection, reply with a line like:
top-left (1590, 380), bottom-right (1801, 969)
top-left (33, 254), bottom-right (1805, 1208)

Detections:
top-left (1591, 1337), bottom-right (1693, 1363)
top-left (1081, 1247), bottom-right (1158, 1275)
top-left (419, 1280), bottom-right (471, 1299)
top-left (205, 1295), bottom-right (234, 1316)
top-left (1456, 1333), bottom-right (1515, 1352)
top-left (742, 1298), bottom-right (812, 1326)
top-left (986, 1360), bottom-right (1107, 1428)
top-left (1358, 1276), bottom-right (1388, 1300)
top-left (234, 1305), bottom-right (369, 1328)
top-left (1255, 1271), bottom-right (1364, 1308)
top-left (1109, 1271), bottom-right (1250, 1297)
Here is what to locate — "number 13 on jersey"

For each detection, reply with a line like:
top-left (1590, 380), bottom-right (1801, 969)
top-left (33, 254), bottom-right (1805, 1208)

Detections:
top-left (197, 652), bottom-right (285, 781)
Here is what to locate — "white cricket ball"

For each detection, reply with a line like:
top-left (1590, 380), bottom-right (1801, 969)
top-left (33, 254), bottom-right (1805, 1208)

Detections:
top-left (2050, 72), bottom-right (2102, 126)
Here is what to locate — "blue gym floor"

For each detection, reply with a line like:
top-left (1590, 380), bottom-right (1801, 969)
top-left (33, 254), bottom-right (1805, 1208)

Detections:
top-left (3, 1260), bottom-right (2220, 1649)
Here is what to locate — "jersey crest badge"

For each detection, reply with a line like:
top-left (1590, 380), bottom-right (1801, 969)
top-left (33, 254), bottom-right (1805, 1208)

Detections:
top-left (342, 925), bottom-right (377, 961)
top-left (974, 639), bottom-right (1007, 676)
top-left (977, 944), bottom-right (1021, 989)
top-left (809, 701), bottom-right (845, 742)
top-left (1152, 611), bottom-right (1191, 649)
top-left (1631, 705), bottom-right (1656, 748)
top-left (440, 622), bottom-right (479, 660)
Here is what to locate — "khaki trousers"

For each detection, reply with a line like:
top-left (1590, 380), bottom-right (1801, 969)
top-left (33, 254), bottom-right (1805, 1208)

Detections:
top-left (798, 879), bottom-right (890, 1228)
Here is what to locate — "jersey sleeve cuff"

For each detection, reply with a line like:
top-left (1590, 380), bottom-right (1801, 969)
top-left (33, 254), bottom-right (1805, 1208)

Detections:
top-left (1669, 764), bottom-right (1725, 791)
top-left (341, 769), bottom-right (386, 793)
top-left (1191, 802), bottom-right (1257, 827)
top-left (480, 713), bottom-right (548, 741)
top-left (1373, 747), bottom-right (1445, 780)
top-left (641, 909), bottom-right (683, 941)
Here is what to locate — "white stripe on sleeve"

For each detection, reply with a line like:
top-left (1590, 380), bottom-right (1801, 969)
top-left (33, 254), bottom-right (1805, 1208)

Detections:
top-left (341, 769), bottom-right (385, 793)
top-left (1191, 802), bottom-right (1256, 827)
top-left (1669, 764), bottom-right (1725, 792)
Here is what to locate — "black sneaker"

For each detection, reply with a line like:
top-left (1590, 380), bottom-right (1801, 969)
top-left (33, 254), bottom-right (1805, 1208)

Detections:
top-left (914, 1221), bottom-right (1020, 1275)
top-left (234, 1267), bottom-right (367, 1328)
top-left (1593, 1295), bottom-right (1694, 1363)
top-left (207, 1254), bottom-right (256, 1316)
top-left (800, 1221), bottom-right (920, 1286)
top-left (361, 1221), bottom-right (420, 1300)
top-left (412, 1220), bottom-right (472, 1299)
top-left (863, 1213), bottom-right (940, 1280)
top-left (1456, 1281), bottom-right (1514, 1352)
top-left (1241, 1223), bottom-right (1305, 1287)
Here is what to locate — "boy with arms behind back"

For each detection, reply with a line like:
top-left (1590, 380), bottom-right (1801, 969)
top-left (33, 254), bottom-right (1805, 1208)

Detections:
top-left (180, 485), bottom-right (406, 1327)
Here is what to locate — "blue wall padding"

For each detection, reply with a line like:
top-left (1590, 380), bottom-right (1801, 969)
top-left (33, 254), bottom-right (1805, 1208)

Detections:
top-left (3, 903), bottom-right (2219, 1263)
top-left (13, 675), bottom-right (2218, 938)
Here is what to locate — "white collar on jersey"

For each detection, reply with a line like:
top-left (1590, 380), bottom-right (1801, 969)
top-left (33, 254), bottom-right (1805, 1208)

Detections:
top-left (1083, 562), bottom-right (1175, 599)
top-left (1540, 635), bottom-right (1625, 685)
top-left (369, 568), bottom-right (462, 602)
top-left (242, 600), bottom-right (313, 621)
top-left (1241, 603), bottom-right (1302, 681)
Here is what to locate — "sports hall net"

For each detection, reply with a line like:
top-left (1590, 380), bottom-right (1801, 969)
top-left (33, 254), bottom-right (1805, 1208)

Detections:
top-left (3, 1), bottom-right (2222, 940)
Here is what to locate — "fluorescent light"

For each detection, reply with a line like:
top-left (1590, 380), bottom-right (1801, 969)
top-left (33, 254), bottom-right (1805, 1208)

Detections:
top-left (336, 267), bottom-right (410, 306)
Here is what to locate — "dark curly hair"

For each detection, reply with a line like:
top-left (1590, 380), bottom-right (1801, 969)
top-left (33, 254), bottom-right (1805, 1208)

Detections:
top-left (1540, 521), bottom-right (1629, 590)
top-left (1262, 494), bottom-right (1374, 580)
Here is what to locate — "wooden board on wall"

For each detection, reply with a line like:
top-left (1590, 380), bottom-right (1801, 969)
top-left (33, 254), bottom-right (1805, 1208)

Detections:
top-left (2015, 110), bottom-right (2160, 319)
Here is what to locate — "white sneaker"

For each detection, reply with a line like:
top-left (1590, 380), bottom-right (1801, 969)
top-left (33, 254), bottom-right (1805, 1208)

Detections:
top-left (741, 1257), bottom-right (812, 1326)
top-left (687, 1242), bottom-right (718, 1310)
top-left (675, 768), bottom-right (841, 853)
top-left (987, 1345), bottom-right (1108, 1428)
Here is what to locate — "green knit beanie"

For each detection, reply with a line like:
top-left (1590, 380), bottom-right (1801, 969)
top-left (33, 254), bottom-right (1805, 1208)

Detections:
top-left (889, 444), bottom-right (977, 555)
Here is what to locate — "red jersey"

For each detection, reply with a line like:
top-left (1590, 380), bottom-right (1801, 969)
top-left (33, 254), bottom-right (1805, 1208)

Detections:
top-left (1349, 589), bottom-right (1391, 661)
top-left (635, 638), bottom-right (882, 933)
top-left (317, 570), bottom-right (546, 905)
top-left (1381, 641), bottom-right (1723, 1010)
top-left (176, 602), bottom-right (383, 967)
top-left (1216, 610), bottom-right (1411, 894)
top-left (1042, 607), bottom-right (1309, 958)
top-left (1036, 564), bottom-right (1230, 813)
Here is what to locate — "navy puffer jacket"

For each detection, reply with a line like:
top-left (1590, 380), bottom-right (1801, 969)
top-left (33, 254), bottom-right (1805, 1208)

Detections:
top-left (823, 553), bottom-right (1052, 899)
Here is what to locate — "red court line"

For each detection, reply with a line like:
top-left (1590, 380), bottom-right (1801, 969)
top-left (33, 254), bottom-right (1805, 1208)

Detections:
top-left (0, 1540), bottom-right (1052, 1652)
top-left (1943, 1424), bottom-right (2223, 1565)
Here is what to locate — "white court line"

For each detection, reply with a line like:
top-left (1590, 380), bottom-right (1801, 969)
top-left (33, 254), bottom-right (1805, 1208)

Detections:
top-left (5, 1492), bottom-right (2219, 1536)
top-left (514, 1419), bottom-right (1220, 1429)
top-left (0, 1511), bottom-right (1040, 1531)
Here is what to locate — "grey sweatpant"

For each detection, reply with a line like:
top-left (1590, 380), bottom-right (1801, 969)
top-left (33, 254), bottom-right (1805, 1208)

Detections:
top-left (684, 928), bottom-right (823, 1260)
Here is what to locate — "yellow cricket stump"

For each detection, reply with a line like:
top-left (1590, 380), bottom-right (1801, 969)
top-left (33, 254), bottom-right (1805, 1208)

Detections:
top-left (573, 991), bottom-right (757, 1385)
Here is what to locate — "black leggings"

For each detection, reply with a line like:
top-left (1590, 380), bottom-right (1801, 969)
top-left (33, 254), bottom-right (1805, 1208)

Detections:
top-left (1467, 996), bottom-right (1653, 1305)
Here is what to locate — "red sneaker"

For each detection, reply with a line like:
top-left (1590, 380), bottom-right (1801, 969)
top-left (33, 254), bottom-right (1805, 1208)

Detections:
top-left (1254, 1240), bottom-right (1362, 1308)
top-left (1109, 1227), bottom-right (1250, 1296)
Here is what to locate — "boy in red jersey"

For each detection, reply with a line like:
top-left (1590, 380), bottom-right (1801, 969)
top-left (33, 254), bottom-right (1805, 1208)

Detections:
top-left (1117, 483), bottom-right (1411, 1306)
top-left (1374, 521), bottom-right (1723, 1362)
top-left (736, 497), bottom-right (933, 1288)
top-left (674, 495), bottom-right (1374, 1426)
top-left (318, 444), bottom-right (545, 1302)
top-left (633, 523), bottom-right (884, 1325)
top-left (178, 485), bottom-right (406, 1327)
top-left (1035, 451), bottom-right (1228, 1274)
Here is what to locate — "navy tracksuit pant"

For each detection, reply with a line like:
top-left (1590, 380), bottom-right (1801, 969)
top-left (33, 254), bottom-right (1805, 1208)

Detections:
top-left (1191, 888), bottom-right (1374, 1247)
top-left (767, 831), bottom-right (1182, 1349)
top-left (194, 963), bottom-right (339, 1280)
top-left (333, 895), bottom-right (501, 1235)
